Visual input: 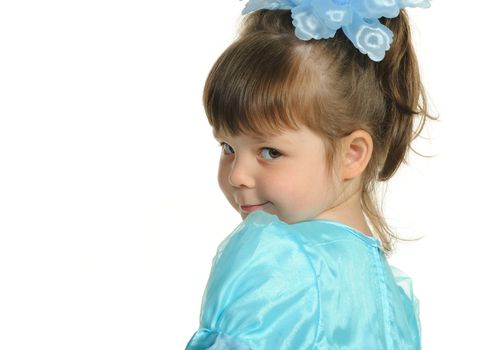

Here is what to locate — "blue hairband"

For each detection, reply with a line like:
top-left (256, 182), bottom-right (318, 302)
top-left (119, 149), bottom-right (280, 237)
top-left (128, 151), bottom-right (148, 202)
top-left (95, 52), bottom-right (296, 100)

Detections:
top-left (241, 0), bottom-right (430, 61)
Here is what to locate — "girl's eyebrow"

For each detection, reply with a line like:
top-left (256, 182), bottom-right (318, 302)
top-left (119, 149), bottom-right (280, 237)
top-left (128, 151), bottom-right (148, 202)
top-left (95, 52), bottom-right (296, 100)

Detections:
top-left (251, 135), bottom-right (270, 143)
top-left (212, 130), bottom-right (224, 140)
top-left (252, 134), bottom-right (294, 146)
top-left (213, 130), bottom-right (292, 145)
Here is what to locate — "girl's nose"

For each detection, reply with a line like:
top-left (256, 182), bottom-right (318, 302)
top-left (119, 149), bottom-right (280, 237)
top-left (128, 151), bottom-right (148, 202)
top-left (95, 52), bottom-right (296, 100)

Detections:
top-left (228, 157), bottom-right (255, 188)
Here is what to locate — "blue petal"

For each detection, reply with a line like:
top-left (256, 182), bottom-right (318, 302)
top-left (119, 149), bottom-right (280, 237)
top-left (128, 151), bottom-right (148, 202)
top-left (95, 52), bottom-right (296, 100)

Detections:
top-left (242, 0), bottom-right (298, 15)
top-left (292, 1), bottom-right (337, 40)
top-left (342, 13), bottom-right (394, 61)
top-left (317, 0), bottom-right (352, 30)
top-left (352, 0), bottom-right (401, 19)
top-left (397, 0), bottom-right (431, 9)
top-left (331, 0), bottom-right (351, 5)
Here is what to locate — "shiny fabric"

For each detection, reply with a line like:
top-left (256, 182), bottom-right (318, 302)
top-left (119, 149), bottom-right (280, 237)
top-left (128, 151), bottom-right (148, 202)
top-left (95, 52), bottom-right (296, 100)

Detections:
top-left (186, 210), bottom-right (421, 349)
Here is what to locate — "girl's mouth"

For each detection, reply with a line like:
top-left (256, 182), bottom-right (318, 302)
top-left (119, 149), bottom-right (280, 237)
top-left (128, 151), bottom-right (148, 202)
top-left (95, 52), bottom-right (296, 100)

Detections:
top-left (240, 202), bottom-right (269, 213)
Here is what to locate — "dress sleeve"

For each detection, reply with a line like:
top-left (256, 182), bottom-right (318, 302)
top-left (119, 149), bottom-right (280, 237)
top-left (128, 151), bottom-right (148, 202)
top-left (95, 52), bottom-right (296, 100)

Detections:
top-left (390, 265), bottom-right (422, 336)
top-left (186, 211), bottom-right (319, 350)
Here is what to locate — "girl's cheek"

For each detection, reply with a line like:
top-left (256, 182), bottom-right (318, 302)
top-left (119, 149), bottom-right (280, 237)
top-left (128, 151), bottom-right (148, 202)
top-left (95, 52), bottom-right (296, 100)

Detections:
top-left (217, 164), bottom-right (229, 191)
top-left (218, 159), bottom-right (226, 183)
top-left (265, 171), bottom-right (292, 189)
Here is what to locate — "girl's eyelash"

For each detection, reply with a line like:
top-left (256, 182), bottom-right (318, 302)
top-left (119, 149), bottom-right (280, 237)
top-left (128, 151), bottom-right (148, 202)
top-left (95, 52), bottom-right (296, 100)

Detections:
top-left (218, 142), bottom-right (283, 159)
top-left (218, 142), bottom-right (235, 154)
top-left (261, 147), bottom-right (283, 159)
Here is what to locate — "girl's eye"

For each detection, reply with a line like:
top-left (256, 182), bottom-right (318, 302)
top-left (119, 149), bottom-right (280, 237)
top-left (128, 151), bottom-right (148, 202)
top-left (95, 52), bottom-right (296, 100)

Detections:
top-left (220, 142), bottom-right (234, 155)
top-left (260, 148), bottom-right (282, 160)
top-left (219, 143), bottom-right (282, 160)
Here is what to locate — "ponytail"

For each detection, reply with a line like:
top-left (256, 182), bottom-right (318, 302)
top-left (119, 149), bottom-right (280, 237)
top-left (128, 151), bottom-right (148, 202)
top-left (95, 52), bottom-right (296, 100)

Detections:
top-left (375, 10), bottom-right (435, 181)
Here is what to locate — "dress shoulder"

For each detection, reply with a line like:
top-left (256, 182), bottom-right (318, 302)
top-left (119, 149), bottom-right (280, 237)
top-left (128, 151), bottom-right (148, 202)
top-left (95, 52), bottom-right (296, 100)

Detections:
top-left (186, 211), bottom-right (320, 349)
top-left (187, 211), bottom-right (422, 349)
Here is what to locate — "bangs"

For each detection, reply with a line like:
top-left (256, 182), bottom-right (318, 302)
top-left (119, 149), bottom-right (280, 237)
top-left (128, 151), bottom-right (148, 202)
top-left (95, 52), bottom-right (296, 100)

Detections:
top-left (203, 33), bottom-right (316, 137)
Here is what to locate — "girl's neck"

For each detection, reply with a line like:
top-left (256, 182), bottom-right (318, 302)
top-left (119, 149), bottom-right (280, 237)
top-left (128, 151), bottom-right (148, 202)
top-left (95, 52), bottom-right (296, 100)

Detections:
top-left (315, 187), bottom-right (373, 237)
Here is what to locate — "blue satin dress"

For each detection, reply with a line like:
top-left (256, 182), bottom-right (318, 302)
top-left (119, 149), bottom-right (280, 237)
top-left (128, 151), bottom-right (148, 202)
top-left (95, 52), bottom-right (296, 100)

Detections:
top-left (186, 210), bottom-right (421, 350)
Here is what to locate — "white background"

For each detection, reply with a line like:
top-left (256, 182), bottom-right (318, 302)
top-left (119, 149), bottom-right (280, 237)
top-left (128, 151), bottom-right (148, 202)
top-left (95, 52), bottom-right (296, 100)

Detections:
top-left (0, 1), bottom-right (481, 349)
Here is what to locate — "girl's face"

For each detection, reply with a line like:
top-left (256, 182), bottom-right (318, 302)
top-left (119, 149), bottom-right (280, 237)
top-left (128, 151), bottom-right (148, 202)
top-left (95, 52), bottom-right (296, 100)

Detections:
top-left (215, 125), bottom-right (344, 224)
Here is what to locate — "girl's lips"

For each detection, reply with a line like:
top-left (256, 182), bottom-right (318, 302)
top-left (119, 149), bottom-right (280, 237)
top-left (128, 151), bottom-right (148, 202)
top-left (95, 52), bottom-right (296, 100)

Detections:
top-left (240, 202), bottom-right (269, 212)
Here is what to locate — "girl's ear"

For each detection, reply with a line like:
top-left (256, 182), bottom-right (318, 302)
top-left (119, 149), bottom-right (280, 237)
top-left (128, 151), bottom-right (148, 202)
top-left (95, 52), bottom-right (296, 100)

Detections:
top-left (339, 129), bottom-right (373, 181)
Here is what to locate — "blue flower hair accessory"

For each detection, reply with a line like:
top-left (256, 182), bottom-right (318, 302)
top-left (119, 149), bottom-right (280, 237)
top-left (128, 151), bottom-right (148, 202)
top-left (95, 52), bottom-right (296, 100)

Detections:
top-left (241, 0), bottom-right (430, 61)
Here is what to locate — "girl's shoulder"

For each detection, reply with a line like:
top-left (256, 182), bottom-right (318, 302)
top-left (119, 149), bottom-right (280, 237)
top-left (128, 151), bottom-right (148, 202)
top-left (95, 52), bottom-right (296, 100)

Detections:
top-left (222, 210), bottom-right (421, 340)
top-left (187, 210), bottom-right (421, 349)
top-left (215, 210), bottom-right (382, 268)
top-left (210, 210), bottom-right (318, 291)
top-left (191, 210), bottom-right (321, 349)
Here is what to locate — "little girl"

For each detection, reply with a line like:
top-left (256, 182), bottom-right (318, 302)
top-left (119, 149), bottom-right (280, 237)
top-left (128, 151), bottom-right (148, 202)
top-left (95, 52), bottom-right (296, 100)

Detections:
top-left (187, 1), bottom-right (434, 349)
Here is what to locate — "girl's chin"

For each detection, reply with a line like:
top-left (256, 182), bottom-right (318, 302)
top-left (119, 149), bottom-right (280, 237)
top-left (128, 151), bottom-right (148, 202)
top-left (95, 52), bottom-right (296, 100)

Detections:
top-left (240, 208), bottom-right (267, 220)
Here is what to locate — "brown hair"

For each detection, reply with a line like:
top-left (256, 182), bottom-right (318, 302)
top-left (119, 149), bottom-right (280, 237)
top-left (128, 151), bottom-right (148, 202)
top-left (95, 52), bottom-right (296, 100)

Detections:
top-left (203, 9), bottom-right (436, 253)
